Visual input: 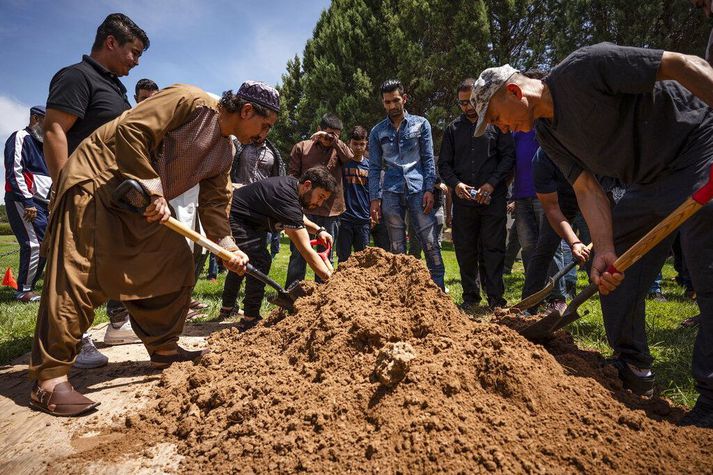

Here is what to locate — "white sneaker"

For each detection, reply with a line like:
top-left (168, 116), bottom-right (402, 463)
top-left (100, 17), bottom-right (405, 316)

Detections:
top-left (74, 335), bottom-right (109, 369)
top-left (103, 319), bottom-right (141, 345)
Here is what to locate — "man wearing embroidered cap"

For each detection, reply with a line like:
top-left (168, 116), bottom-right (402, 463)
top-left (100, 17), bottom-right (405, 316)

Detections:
top-left (29, 81), bottom-right (279, 417)
top-left (473, 43), bottom-right (713, 428)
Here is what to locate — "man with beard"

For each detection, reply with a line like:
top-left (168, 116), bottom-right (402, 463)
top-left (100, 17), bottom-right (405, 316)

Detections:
top-left (3, 106), bottom-right (51, 302)
top-left (438, 78), bottom-right (515, 310)
top-left (470, 43), bottom-right (713, 428)
top-left (29, 81), bottom-right (277, 416)
top-left (227, 166), bottom-right (337, 330)
top-left (368, 79), bottom-right (445, 289)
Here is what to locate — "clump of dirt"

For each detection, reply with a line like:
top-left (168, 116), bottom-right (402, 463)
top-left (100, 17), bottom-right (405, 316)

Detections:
top-left (60, 248), bottom-right (713, 473)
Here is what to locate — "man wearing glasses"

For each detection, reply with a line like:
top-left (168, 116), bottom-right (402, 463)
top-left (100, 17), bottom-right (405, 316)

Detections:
top-left (438, 78), bottom-right (515, 310)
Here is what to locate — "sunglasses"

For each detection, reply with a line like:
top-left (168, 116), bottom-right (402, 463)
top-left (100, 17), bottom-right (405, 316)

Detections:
top-left (457, 99), bottom-right (472, 107)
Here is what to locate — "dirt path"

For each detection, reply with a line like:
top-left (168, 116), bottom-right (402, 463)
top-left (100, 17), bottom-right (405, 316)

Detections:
top-left (0, 321), bottom-right (235, 475)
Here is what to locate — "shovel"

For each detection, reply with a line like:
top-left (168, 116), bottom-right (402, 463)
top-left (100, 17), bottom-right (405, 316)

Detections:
top-left (520, 165), bottom-right (713, 340)
top-left (111, 179), bottom-right (305, 311)
top-left (513, 242), bottom-right (593, 311)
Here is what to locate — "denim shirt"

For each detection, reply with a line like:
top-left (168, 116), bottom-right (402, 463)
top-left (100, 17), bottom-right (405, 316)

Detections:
top-left (368, 112), bottom-right (436, 200)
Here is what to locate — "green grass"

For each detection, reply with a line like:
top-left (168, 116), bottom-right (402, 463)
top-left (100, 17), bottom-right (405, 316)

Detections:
top-left (0, 235), bottom-right (700, 407)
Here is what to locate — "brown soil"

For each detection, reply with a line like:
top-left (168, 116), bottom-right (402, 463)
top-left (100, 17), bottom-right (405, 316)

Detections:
top-left (54, 248), bottom-right (713, 474)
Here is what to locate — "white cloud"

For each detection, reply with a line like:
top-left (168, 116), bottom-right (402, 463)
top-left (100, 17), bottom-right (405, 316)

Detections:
top-left (0, 95), bottom-right (29, 147)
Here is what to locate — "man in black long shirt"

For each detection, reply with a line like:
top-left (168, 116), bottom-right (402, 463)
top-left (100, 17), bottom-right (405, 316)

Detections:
top-left (438, 78), bottom-right (515, 309)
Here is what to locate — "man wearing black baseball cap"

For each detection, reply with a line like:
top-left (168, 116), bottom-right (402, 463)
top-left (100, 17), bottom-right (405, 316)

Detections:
top-left (29, 81), bottom-right (279, 416)
top-left (3, 106), bottom-right (51, 303)
top-left (472, 43), bottom-right (713, 428)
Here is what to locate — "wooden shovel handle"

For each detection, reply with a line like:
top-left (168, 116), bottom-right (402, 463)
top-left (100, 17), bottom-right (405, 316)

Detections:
top-left (163, 217), bottom-right (236, 262)
top-left (608, 197), bottom-right (702, 274)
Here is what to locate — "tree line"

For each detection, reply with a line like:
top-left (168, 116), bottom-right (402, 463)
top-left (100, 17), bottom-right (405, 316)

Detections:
top-left (271, 0), bottom-right (710, 154)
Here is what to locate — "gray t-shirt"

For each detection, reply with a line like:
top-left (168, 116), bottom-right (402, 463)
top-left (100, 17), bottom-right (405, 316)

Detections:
top-left (535, 42), bottom-right (713, 186)
top-left (235, 142), bottom-right (276, 185)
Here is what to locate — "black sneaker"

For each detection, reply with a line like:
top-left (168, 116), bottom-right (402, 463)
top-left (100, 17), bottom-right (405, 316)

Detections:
top-left (458, 301), bottom-right (479, 312)
top-left (679, 398), bottom-right (713, 429)
top-left (609, 358), bottom-right (655, 397)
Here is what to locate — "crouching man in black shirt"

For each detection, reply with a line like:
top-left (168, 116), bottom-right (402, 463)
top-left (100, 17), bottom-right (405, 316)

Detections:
top-left (225, 166), bottom-right (337, 331)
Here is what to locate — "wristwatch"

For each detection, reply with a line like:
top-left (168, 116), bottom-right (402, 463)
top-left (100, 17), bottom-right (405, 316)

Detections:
top-left (315, 226), bottom-right (327, 236)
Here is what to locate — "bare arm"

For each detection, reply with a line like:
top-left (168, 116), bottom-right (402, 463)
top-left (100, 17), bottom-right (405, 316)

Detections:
top-left (572, 170), bottom-right (621, 293)
top-left (537, 192), bottom-right (579, 245)
top-left (285, 227), bottom-right (332, 281)
top-left (657, 51), bottom-right (713, 108)
top-left (43, 108), bottom-right (78, 181)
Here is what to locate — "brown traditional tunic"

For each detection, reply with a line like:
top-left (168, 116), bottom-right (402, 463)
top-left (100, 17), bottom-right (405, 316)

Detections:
top-left (288, 139), bottom-right (354, 217)
top-left (31, 84), bottom-right (237, 379)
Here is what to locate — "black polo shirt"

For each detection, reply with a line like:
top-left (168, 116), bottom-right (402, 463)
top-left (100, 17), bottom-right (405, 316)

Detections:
top-left (438, 116), bottom-right (515, 206)
top-left (535, 42), bottom-right (713, 186)
top-left (230, 176), bottom-right (305, 233)
top-left (46, 55), bottom-right (131, 154)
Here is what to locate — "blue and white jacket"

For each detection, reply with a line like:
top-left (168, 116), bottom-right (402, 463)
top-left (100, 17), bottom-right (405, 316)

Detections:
top-left (3, 127), bottom-right (51, 207)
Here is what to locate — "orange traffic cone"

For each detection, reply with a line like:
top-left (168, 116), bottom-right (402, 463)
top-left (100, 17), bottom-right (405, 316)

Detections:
top-left (3, 267), bottom-right (18, 290)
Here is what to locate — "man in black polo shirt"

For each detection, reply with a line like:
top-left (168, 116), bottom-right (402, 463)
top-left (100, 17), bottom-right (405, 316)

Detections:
top-left (227, 166), bottom-right (337, 331)
top-left (471, 43), bottom-right (713, 428)
top-left (438, 78), bottom-right (515, 311)
top-left (521, 148), bottom-right (591, 314)
top-left (43, 12), bottom-right (149, 367)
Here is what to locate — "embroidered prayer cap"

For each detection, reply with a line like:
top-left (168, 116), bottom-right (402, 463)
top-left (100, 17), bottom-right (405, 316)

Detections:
top-left (236, 81), bottom-right (280, 113)
top-left (30, 105), bottom-right (46, 117)
top-left (469, 64), bottom-right (519, 137)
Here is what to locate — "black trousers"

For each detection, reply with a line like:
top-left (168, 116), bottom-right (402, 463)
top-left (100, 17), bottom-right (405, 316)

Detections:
top-left (452, 199), bottom-right (507, 307)
top-left (221, 220), bottom-right (271, 317)
top-left (520, 204), bottom-right (579, 306)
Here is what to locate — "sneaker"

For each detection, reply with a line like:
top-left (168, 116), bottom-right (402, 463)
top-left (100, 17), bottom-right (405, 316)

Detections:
top-left (680, 314), bottom-right (701, 328)
top-left (608, 358), bottom-right (655, 397)
top-left (545, 299), bottom-right (567, 315)
top-left (15, 291), bottom-right (41, 303)
top-left (74, 335), bottom-right (109, 369)
top-left (647, 291), bottom-right (667, 302)
top-left (103, 319), bottom-right (141, 345)
top-left (458, 301), bottom-right (480, 313)
top-left (679, 398), bottom-right (713, 429)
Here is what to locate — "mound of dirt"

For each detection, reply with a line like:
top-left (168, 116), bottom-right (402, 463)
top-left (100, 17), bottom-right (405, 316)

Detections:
top-left (60, 248), bottom-right (713, 473)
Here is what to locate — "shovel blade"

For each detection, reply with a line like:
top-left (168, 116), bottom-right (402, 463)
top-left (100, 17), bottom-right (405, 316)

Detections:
top-left (519, 306), bottom-right (580, 341)
top-left (267, 281), bottom-right (310, 312)
top-left (512, 278), bottom-right (555, 311)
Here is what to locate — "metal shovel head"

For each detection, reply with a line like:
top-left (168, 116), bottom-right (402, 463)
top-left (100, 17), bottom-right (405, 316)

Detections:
top-left (267, 281), bottom-right (309, 312)
top-left (519, 306), bottom-right (578, 341)
top-left (512, 277), bottom-right (555, 311)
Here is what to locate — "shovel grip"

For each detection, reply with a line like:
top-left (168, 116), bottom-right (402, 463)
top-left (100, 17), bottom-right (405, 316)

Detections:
top-left (692, 164), bottom-right (713, 205)
top-left (310, 238), bottom-right (331, 262)
top-left (609, 196), bottom-right (702, 274)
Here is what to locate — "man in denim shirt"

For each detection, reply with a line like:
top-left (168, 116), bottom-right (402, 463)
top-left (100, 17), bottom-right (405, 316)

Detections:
top-left (368, 79), bottom-right (445, 289)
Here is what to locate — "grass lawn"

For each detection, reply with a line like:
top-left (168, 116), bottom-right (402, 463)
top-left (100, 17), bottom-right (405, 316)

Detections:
top-left (0, 234), bottom-right (701, 407)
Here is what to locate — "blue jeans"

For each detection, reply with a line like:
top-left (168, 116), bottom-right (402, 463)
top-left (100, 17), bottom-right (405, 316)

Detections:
top-left (285, 214), bottom-right (339, 288)
top-left (267, 231), bottom-right (281, 258)
top-left (207, 253), bottom-right (219, 279)
top-left (381, 190), bottom-right (445, 289)
top-left (336, 219), bottom-right (370, 263)
top-left (552, 239), bottom-right (577, 300)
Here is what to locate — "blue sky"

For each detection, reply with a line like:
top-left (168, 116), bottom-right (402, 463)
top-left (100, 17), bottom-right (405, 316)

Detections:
top-left (0, 0), bottom-right (330, 192)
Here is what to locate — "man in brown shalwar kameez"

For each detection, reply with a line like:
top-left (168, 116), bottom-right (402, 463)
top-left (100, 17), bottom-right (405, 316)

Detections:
top-left (29, 81), bottom-right (280, 416)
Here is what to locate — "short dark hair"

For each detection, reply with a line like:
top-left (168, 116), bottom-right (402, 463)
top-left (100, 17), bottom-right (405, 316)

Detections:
top-left (319, 113), bottom-right (343, 131)
top-left (457, 78), bottom-right (476, 93)
top-left (380, 79), bottom-right (404, 96)
top-left (350, 125), bottom-right (368, 141)
top-left (92, 13), bottom-right (150, 52)
top-left (135, 78), bottom-right (158, 97)
top-left (299, 166), bottom-right (337, 193)
top-left (219, 90), bottom-right (271, 117)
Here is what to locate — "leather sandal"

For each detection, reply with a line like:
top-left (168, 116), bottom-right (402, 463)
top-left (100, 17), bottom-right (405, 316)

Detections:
top-left (30, 382), bottom-right (100, 417)
top-left (189, 299), bottom-right (209, 310)
top-left (150, 346), bottom-right (207, 369)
